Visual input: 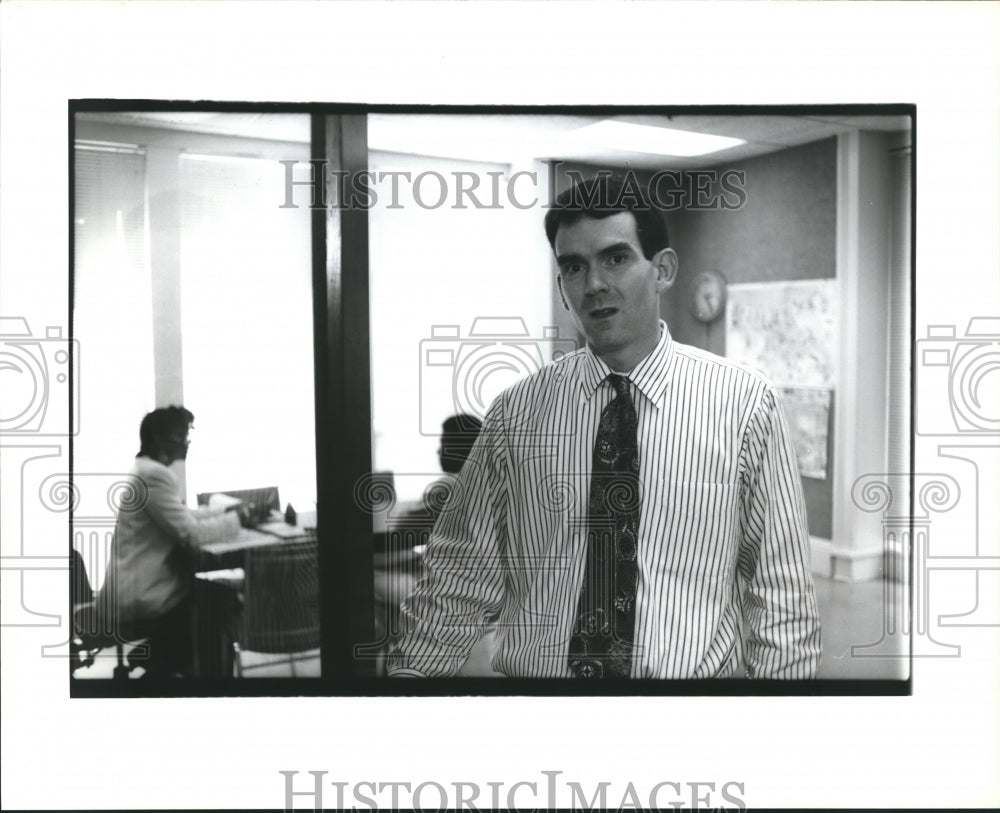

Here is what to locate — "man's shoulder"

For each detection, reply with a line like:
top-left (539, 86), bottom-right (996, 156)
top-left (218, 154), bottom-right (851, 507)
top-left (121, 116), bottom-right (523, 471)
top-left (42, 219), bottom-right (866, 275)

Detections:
top-left (498, 346), bottom-right (585, 400)
top-left (132, 456), bottom-right (176, 487)
top-left (671, 340), bottom-right (776, 395)
top-left (482, 348), bottom-right (584, 431)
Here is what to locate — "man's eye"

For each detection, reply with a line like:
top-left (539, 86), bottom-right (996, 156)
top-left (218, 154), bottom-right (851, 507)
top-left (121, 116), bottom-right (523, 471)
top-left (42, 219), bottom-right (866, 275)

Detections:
top-left (607, 253), bottom-right (627, 266)
top-left (562, 264), bottom-right (584, 277)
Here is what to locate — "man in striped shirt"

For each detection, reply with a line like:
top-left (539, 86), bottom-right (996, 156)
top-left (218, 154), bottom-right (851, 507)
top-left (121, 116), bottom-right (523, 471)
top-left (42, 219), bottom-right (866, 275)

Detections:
top-left (388, 176), bottom-right (822, 679)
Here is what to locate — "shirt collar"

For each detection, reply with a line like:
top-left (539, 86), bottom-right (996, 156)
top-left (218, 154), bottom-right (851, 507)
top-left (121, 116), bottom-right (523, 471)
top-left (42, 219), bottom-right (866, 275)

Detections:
top-left (577, 320), bottom-right (674, 408)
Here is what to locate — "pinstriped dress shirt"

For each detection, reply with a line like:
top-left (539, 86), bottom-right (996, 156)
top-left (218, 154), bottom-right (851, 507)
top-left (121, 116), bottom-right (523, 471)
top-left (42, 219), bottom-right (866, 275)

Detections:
top-left (388, 322), bottom-right (822, 678)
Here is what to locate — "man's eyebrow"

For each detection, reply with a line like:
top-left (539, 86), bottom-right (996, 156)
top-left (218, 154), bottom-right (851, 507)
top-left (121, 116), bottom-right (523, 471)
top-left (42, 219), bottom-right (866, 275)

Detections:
top-left (555, 243), bottom-right (636, 267)
top-left (555, 251), bottom-right (586, 267)
top-left (597, 242), bottom-right (636, 258)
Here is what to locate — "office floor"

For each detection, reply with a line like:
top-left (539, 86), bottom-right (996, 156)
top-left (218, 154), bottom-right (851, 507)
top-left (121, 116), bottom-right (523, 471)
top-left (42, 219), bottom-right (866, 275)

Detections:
top-left (813, 575), bottom-right (908, 680)
top-left (73, 576), bottom-right (907, 681)
top-left (72, 647), bottom-right (322, 680)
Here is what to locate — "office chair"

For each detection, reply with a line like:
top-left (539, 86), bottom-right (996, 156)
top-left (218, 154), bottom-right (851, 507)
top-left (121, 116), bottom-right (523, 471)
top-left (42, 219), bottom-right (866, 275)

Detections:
top-left (70, 548), bottom-right (149, 680)
top-left (70, 547), bottom-right (100, 675)
top-left (234, 538), bottom-right (319, 676)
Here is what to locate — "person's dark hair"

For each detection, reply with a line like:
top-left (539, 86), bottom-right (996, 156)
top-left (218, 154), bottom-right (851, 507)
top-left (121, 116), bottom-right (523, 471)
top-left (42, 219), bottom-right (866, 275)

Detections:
top-left (138, 406), bottom-right (194, 458)
top-left (544, 173), bottom-right (670, 260)
top-left (440, 413), bottom-right (483, 474)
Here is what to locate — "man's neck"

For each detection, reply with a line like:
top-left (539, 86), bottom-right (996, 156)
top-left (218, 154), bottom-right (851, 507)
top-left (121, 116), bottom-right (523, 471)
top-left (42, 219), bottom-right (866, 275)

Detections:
top-left (592, 325), bottom-right (663, 374)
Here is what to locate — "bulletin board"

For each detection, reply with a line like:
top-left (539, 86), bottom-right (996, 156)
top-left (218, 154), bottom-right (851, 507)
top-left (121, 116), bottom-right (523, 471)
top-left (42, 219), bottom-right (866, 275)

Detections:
top-left (778, 386), bottom-right (831, 480)
top-left (725, 279), bottom-right (837, 480)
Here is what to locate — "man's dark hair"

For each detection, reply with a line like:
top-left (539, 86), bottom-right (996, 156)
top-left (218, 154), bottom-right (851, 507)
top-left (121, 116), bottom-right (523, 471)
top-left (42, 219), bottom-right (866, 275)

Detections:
top-left (440, 413), bottom-right (483, 474)
top-left (138, 406), bottom-right (194, 458)
top-left (544, 173), bottom-right (670, 260)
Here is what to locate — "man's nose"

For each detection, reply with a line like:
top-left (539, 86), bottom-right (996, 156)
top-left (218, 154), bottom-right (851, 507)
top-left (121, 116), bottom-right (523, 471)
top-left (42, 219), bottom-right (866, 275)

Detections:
top-left (583, 266), bottom-right (609, 295)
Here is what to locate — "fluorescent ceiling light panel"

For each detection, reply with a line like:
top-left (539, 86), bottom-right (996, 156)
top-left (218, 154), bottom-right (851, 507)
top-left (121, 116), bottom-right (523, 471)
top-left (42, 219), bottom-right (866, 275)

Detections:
top-left (368, 131), bottom-right (535, 165)
top-left (571, 121), bottom-right (746, 157)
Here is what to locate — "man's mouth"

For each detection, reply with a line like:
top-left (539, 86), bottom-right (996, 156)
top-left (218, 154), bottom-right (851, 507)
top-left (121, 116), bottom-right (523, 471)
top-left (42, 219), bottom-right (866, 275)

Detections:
top-left (589, 307), bottom-right (618, 319)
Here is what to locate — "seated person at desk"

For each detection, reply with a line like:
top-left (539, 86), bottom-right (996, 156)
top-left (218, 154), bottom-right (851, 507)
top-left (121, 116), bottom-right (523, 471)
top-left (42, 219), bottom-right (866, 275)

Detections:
top-left (97, 406), bottom-right (241, 678)
top-left (426, 413), bottom-right (484, 521)
top-left (373, 415), bottom-right (483, 651)
top-left (391, 413), bottom-right (484, 547)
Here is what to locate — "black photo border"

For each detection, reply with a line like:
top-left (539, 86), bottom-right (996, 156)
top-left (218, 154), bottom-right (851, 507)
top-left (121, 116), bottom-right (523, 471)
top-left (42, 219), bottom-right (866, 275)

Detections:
top-left (68, 99), bottom-right (916, 699)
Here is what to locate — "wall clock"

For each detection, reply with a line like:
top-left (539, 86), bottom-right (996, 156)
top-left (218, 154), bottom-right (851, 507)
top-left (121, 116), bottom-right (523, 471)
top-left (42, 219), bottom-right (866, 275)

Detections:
top-left (689, 270), bottom-right (727, 323)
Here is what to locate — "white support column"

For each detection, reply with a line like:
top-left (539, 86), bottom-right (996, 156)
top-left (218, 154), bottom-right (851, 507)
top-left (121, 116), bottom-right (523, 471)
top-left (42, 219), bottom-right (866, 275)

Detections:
top-left (828, 130), bottom-right (896, 581)
top-left (145, 145), bottom-right (184, 408)
top-left (144, 145), bottom-right (188, 500)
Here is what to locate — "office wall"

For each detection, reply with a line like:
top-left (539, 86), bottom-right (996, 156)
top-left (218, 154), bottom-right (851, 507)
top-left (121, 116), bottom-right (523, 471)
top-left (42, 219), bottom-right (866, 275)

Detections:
top-left (664, 138), bottom-right (838, 540)
top-left (662, 137), bottom-right (837, 352)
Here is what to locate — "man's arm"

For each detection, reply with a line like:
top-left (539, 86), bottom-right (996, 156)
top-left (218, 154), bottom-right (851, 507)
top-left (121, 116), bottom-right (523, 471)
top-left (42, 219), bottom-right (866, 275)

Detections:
top-left (386, 406), bottom-right (508, 677)
top-left (737, 387), bottom-right (822, 678)
top-left (140, 466), bottom-right (240, 551)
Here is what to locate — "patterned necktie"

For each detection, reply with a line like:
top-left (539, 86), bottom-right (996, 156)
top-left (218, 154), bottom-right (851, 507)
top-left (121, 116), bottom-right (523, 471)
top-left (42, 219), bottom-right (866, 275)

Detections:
top-left (569, 373), bottom-right (640, 678)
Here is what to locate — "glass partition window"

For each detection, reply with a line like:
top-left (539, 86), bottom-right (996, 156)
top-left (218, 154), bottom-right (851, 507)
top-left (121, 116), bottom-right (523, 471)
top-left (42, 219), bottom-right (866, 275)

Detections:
top-left (367, 146), bottom-right (556, 507)
top-left (73, 143), bottom-right (155, 589)
top-left (179, 153), bottom-right (315, 509)
top-left (72, 112), bottom-right (318, 682)
top-left (364, 112), bottom-right (913, 682)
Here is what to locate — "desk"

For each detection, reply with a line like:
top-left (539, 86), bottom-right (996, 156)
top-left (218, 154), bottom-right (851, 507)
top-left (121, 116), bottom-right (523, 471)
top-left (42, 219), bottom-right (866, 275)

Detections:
top-left (192, 514), bottom-right (317, 676)
top-left (197, 512), bottom-right (316, 569)
top-left (200, 527), bottom-right (290, 557)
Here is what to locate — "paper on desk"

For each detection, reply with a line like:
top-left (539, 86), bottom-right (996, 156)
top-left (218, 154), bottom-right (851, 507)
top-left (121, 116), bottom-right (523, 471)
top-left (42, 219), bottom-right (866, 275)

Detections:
top-left (208, 493), bottom-right (243, 510)
top-left (196, 567), bottom-right (245, 582)
top-left (191, 511), bottom-right (241, 546)
top-left (257, 520), bottom-right (309, 538)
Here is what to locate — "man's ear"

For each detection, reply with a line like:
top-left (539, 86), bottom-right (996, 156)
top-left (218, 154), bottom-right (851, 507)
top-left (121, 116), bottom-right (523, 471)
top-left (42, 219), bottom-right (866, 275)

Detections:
top-left (556, 274), bottom-right (571, 311)
top-left (652, 248), bottom-right (679, 293)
